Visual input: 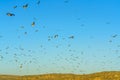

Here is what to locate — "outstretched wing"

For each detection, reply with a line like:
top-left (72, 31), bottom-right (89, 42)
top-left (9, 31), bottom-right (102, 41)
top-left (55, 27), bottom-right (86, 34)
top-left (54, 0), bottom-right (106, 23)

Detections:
top-left (6, 13), bottom-right (15, 16)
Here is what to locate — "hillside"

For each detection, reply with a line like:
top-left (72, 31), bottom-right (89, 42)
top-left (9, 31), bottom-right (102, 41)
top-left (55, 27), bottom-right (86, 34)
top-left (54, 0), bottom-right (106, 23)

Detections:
top-left (0, 71), bottom-right (120, 80)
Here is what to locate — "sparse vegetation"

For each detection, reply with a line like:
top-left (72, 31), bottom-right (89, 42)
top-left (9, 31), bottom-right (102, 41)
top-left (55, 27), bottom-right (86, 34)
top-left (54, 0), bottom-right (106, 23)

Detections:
top-left (0, 71), bottom-right (120, 80)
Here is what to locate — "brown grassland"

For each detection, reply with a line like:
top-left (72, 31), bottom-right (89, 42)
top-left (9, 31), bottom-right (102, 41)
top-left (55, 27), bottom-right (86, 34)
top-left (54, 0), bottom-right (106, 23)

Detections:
top-left (0, 71), bottom-right (120, 80)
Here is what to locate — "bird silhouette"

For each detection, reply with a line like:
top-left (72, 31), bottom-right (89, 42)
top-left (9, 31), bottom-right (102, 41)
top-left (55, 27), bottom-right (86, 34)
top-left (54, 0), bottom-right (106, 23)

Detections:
top-left (35, 29), bottom-right (39, 32)
top-left (13, 5), bottom-right (17, 9)
top-left (23, 4), bottom-right (28, 9)
top-left (31, 21), bottom-right (35, 27)
top-left (112, 34), bottom-right (117, 38)
top-left (69, 36), bottom-right (74, 39)
top-left (6, 13), bottom-right (15, 16)
top-left (64, 0), bottom-right (69, 3)
top-left (37, 0), bottom-right (40, 5)
top-left (54, 34), bottom-right (58, 38)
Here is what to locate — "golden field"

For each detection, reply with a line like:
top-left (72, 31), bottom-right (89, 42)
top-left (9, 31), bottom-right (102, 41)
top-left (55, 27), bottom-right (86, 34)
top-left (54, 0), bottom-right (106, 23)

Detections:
top-left (0, 71), bottom-right (120, 80)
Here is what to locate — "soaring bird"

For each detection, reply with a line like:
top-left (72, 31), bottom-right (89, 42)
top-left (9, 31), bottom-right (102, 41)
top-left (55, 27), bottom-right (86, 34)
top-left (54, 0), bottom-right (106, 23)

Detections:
top-left (13, 5), bottom-right (17, 9)
top-left (6, 13), bottom-right (15, 16)
top-left (20, 26), bottom-right (24, 29)
top-left (23, 4), bottom-right (28, 9)
top-left (64, 0), bottom-right (69, 3)
top-left (0, 35), bottom-right (3, 38)
top-left (69, 36), bottom-right (74, 39)
top-left (31, 21), bottom-right (35, 27)
top-left (24, 32), bottom-right (27, 35)
top-left (37, 0), bottom-right (40, 5)
top-left (112, 34), bottom-right (117, 38)
top-left (35, 29), bottom-right (39, 32)
top-left (54, 34), bottom-right (58, 38)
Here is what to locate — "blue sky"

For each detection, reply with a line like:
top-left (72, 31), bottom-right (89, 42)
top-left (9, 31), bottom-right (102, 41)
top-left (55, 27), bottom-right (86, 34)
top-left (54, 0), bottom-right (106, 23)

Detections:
top-left (0, 0), bottom-right (120, 75)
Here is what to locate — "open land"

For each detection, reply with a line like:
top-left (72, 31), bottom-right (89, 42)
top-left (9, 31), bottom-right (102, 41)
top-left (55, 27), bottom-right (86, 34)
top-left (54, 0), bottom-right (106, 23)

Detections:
top-left (0, 71), bottom-right (120, 80)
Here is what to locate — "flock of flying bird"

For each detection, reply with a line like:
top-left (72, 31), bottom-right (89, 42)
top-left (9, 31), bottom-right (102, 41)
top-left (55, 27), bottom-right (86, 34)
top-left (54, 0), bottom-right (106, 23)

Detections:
top-left (6, 0), bottom-right (40, 16)
top-left (0, 0), bottom-right (120, 74)
top-left (1, 0), bottom-right (77, 73)
top-left (6, 1), bottom-right (39, 31)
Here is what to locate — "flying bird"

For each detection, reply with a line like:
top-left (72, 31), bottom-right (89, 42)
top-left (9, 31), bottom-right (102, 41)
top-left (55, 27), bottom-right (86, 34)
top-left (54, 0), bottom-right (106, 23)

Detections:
top-left (112, 34), bottom-right (118, 38)
top-left (23, 4), bottom-right (28, 9)
top-left (31, 21), bottom-right (35, 27)
top-left (109, 40), bottom-right (112, 43)
top-left (20, 26), bottom-right (24, 29)
top-left (13, 5), bottom-right (17, 9)
top-left (0, 55), bottom-right (3, 61)
top-left (69, 36), bottom-right (74, 39)
top-left (48, 38), bottom-right (51, 41)
top-left (20, 64), bottom-right (23, 68)
top-left (24, 32), bottom-right (27, 35)
top-left (54, 34), bottom-right (58, 38)
top-left (37, 0), bottom-right (40, 5)
top-left (0, 35), bottom-right (3, 38)
top-left (64, 0), bottom-right (69, 3)
top-left (35, 29), bottom-right (39, 32)
top-left (6, 13), bottom-right (15, 16)
top-left (106, 22), bottom-right (111, 24)
top-left (6, 46), bottom-right (9, 49)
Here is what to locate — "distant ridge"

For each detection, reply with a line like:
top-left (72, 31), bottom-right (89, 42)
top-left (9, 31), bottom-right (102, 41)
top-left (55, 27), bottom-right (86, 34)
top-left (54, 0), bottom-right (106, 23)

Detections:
top-left (0, 71), bottom-right (120, 80)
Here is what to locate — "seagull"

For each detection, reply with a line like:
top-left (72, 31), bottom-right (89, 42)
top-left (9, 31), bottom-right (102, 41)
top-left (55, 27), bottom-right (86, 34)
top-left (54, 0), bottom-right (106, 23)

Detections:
top-left (6, 13), bottom-right (15, 16)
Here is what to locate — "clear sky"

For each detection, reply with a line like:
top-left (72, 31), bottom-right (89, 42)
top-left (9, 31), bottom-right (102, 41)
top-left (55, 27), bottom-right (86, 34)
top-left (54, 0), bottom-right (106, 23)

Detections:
top-left (0, 0), bottom-right (120, 75)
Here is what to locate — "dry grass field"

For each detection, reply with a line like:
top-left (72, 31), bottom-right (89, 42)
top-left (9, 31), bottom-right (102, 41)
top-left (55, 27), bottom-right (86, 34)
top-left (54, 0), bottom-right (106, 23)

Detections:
top-left (0, 71), bottom-right (120, 80)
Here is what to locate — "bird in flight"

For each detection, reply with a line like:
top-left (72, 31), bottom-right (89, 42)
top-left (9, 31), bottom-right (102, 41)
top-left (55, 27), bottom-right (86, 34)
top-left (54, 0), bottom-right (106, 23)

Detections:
top-left (31, 21), bottom-right (35, 27)
top-left (35, 29), bottom-right (39, 32)
top-left (69, 36), bottom-right (74, 39)
top-left (6, 13), bottom-right (15, 16)
top-left (37, 0), bottom-right (40, 5)
top-left (24, 32), bottom-right (27, 35)
top-left (112, 34), bottom-right (118, 38)
top-left (23, 4), bottom-right (28, 9)
top-left (54, 34), bottom-right (58, 38)
top-left (64, 0), bottom-right (69, 3)
top-left (13, 5), bottom-right (17, 9)
top-left (0, 35), bottom-right (3, 38)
